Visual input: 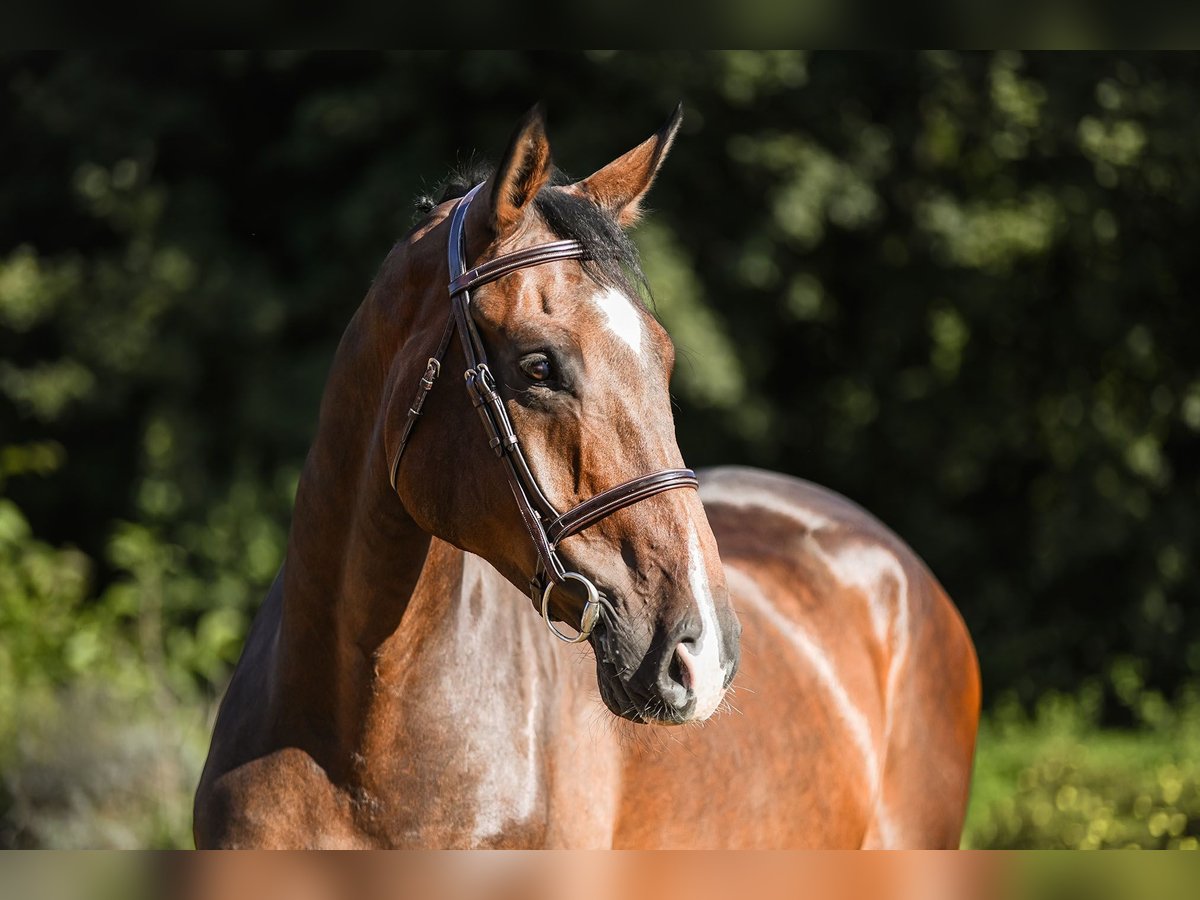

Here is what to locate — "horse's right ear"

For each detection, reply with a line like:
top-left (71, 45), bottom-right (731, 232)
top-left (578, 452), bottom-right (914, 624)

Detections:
top-left (570, 103), bottom-right (683, 227)
top-left (484, 105), bottom-right (553, 236)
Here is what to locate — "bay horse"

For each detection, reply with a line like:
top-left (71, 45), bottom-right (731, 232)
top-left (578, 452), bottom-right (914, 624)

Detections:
top-left (194, 106), bottom-right (980, 848)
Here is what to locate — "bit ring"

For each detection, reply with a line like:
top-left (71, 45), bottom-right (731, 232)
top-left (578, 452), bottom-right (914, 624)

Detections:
top-left (541, 572), bottom-right (600, 644)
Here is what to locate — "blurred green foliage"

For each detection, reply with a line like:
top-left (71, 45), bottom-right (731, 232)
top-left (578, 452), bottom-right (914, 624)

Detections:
top-left (967, 688), bottom-right (1200, 849)
top-left (2, 52), bottom-right (1199, 847)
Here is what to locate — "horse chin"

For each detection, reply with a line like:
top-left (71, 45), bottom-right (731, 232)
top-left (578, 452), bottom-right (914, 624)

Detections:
top-left (590, 626), bottom-right (646, 725)
top-left (592, 628), bottom-right (690, 727)
top-left (595, 673), bottom-right (695, 726)
top-left (595, 668), bottom-right (647, 725)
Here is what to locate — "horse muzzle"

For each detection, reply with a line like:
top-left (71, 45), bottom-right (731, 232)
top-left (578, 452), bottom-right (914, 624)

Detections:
top-left (591, 616), bottom-right (736, 726)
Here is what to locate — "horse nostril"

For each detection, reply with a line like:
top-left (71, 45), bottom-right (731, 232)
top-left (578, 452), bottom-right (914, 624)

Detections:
top-left (656, 640), bottom-right (697, 716)
top-left (667, 645), bottom-right (690, 691)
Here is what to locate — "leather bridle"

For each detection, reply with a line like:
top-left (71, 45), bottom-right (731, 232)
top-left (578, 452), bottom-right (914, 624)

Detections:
top-left (388, 183), bottom-right (699, 643)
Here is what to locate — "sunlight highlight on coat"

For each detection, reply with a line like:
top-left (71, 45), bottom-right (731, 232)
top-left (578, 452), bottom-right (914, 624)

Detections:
top-left (592, 287), bottom-right (645, 356)
top-left (457, 556), bottom-right (541, 844)
top-left (725, 564), bottom-right (880, 796)
top-left (809, 538), bottom-right (911, 792)
top-left (700, 477), bottom-right (831, 532)
top-left (812, 541), bottom-right (909, 655)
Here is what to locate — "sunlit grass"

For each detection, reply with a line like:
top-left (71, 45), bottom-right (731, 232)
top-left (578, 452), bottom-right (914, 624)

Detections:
top-left (965, 692), bottom-right (1200, 849)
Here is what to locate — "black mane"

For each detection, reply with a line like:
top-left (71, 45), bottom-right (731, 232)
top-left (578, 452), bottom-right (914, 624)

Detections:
top-left (415, 164), bottom-right (649, 299)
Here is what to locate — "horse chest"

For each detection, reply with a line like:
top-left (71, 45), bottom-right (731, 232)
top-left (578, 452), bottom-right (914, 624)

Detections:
top-left (356, 619), bottom-right (561, 847)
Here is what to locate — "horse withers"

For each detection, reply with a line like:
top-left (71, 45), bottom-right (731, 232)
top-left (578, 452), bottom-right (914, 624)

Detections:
top-left (194, 106), bottom-right (980, 848)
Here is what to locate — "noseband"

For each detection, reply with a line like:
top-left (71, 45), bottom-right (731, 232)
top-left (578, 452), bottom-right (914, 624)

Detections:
top-left (389, 184), bottom-right (699, 643)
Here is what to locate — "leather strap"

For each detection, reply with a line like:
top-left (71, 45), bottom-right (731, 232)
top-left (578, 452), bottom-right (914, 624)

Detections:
top-left (388, 314), bottom-right (456, 490)
top-left (449, 240), bottom-right (587, 297)
top-left (545, 468), bottom-right (699, 545)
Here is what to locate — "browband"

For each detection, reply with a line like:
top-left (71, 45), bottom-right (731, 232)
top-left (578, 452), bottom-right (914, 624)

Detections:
top-left (449, 239), bottom-right (587, 296)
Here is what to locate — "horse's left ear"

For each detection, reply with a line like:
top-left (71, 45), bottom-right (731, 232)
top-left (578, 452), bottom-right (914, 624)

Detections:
top-left (571, 103), bottom-right (683, 227)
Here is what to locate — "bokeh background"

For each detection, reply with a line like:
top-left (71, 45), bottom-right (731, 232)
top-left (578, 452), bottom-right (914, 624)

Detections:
top-left (2, 51), bottom-right (1199, 849)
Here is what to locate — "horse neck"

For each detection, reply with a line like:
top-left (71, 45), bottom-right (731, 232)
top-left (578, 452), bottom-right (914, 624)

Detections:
top-left (270, 262), bottom-right (435, 752)
top-left (270, 248), bottom-right (551, 774)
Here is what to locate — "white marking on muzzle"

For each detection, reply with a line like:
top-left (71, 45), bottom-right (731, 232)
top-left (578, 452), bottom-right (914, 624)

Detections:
top-left (680, 523), bottom-right (727, 720)
top-left (593, 287), bottom-right (644, 356)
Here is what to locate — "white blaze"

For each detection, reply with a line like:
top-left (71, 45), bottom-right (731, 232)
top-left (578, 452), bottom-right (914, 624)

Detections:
top-left (679, 523), bottom-right (727, 720)
top-left (593, 287), bottom-right (645, 356)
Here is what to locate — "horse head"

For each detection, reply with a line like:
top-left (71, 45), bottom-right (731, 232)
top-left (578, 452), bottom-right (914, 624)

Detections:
top-left (386, 106), bottom-right (740, 724)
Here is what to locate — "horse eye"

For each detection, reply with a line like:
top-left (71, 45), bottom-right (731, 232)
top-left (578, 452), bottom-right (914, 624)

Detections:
top-left (519, 354), bottom-right (553, 383)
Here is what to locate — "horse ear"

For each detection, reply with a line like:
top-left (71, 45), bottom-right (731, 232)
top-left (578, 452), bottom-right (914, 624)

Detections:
top-left (485, 105), bottom-right (553, 236)
top-left (572, 103), bottom-right (684, 227)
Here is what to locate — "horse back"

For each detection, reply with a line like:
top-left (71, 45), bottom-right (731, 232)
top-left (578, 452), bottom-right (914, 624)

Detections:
top-left (697, 466), bottom-right (980, 847)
